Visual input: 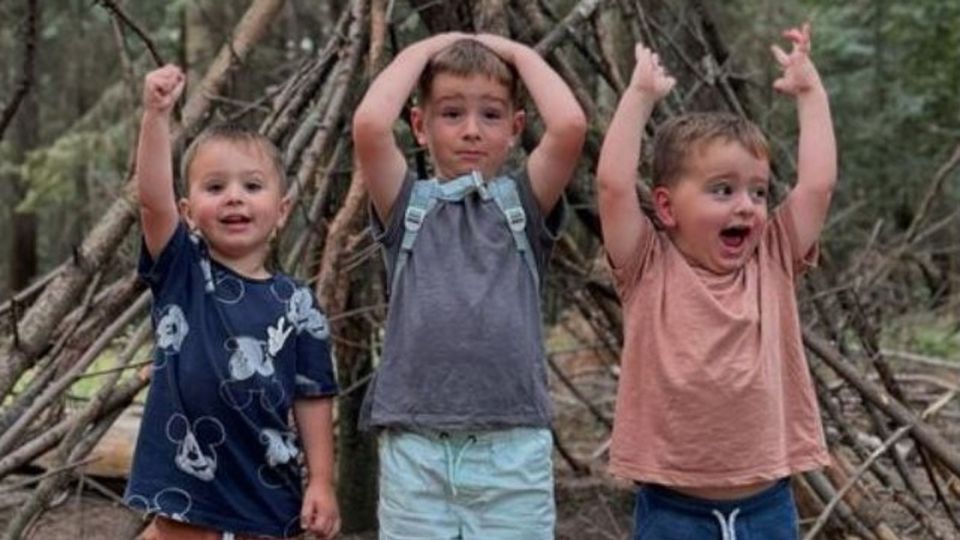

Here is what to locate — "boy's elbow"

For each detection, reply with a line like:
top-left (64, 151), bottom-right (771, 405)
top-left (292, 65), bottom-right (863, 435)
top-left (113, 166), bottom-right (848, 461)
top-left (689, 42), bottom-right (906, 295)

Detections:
top-left (562, 107), bottom-right (588, 141)
top-left (552, 110), bottom-right (588, 153)
top-left (351, 110), bottom-right (384, 142)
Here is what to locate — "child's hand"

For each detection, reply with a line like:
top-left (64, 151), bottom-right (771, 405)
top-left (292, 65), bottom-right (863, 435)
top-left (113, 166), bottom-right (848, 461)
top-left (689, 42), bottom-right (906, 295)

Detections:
top-left (771, 23), bottom-right (823, 96)
top-left (143, 65), bottom-right (184, 114)
top-left (472, 33), bottom-right (523, 62)
top-left (420, 31), bottom-right (469, 55)
top-left (301, 480), bottom-right (340, 539)
top-left (629, 44), bottom-right (675, 100)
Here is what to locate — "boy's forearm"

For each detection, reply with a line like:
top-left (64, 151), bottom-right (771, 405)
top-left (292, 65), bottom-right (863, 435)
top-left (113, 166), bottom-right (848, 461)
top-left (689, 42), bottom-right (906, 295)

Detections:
top-left (597, 91), bottom-right (655, 194)
top-left (353, 36), bottom-right (459, 133)
top-left (294, 398), bottom-right (335, 485)
top-left (136, 111), bottom-right (176, 215)
top-left (796, 87), bottom-right (837, 194)
top-left (510, 46), bottom-right (586, 139)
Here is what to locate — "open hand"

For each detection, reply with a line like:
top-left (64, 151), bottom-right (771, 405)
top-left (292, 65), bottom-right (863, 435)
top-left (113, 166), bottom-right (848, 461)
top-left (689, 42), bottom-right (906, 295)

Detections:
top-left (771, 23), bottom-right (822, 96)
top-left (143, 65), bottom-right (184, 114)
top-left (630, 44), bottom-right (675, 100)
top-left (301, 481), bottom-right (340, 539)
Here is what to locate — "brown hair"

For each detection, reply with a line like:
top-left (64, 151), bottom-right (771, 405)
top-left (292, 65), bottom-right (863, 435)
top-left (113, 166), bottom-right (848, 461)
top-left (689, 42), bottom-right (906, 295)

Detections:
top-left (652, 112), bottom-right (769, 187)
top-left (418, 39), bottom-right (522, 108)
top-left (180, 123), bottom-right (286, 193)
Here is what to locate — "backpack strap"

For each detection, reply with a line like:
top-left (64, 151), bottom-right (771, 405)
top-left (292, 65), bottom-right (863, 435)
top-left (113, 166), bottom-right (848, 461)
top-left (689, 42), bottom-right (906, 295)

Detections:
top-left (392, 180), bottom-right (437, 296)
top-left (488, 177), bottom-right (540, 290)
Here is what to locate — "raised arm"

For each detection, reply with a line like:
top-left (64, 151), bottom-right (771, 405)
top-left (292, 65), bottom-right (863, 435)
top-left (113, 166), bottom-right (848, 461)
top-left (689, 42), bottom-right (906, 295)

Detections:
top-left (138, 65), bottom-right (184, 259)
top-left (352, 33), bottom-right (465, 222)
top-left (596, 45), bottom-right (675, 268)
top-left (772, 23), bottom-right (837, 255)
top-left (473, 34), bottom-right (586, 214)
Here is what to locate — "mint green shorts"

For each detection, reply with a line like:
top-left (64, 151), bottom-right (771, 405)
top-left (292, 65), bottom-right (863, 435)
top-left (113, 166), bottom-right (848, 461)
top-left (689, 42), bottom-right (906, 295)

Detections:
top-left (378, 427), bottom-right (555, 540)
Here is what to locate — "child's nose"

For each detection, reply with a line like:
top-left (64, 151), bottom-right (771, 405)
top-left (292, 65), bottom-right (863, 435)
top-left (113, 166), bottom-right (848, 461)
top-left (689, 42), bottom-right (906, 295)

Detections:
top-left (462, 114), bottom-right (481, 138)
top-left (224, 183), bottom-right (245, 203)
top-left (734, 192), bottom-right (755, 213)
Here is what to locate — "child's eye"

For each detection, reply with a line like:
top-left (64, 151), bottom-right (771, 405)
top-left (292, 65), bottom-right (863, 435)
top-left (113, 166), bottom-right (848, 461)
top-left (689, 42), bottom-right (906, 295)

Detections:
top-left (482, 109), bottom-right (504, 121)
top-left (441, 109), bottom-right (462, 119)
top-left (750, 186), bottom-right (768, 201)
top-left (245, 180), bottom-right (264, 192)
top-left (204, 182), bottom-right (224, 193)
top-left (709, 183), bottom-right (733, 197)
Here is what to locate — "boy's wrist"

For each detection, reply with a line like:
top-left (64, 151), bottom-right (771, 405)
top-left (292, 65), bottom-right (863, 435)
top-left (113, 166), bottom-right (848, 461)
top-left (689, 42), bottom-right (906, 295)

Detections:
top-left (795, 84), bottom-right (829, 106)
top-left (307, 474), bottom-right (335, 488)
top-left (142, 109), bottom-right (172, 123)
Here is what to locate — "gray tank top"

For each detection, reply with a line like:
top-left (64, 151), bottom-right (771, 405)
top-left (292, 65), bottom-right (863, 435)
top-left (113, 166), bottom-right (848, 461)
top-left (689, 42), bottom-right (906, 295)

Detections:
top-left (360, 168), bottom-right (563, 431)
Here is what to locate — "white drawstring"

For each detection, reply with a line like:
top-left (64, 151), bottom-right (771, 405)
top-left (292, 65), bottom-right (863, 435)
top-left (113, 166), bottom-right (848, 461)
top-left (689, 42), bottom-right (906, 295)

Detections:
top-left (711, 508), bottom-right (740, 540)
top-left (439, 433), bottom-right (477, 497)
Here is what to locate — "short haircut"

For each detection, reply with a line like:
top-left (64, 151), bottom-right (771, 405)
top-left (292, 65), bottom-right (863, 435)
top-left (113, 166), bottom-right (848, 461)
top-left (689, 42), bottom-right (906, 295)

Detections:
top-left (652, 112), bottom-right (770, 187)
top-left (418, 39), bottom-right (522, 108)
top-left (179, 123), bottom-right (286, 193)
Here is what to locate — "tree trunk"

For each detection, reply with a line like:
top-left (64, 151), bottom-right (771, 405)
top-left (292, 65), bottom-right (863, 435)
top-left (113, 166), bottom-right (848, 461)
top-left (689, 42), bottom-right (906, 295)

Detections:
top-left (8, 89), bottom-right (39, 294)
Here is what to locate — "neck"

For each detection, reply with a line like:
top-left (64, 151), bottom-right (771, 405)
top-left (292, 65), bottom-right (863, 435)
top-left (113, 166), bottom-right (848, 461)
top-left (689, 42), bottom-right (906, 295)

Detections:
top-left (208, 246), bottom-right (272, 279)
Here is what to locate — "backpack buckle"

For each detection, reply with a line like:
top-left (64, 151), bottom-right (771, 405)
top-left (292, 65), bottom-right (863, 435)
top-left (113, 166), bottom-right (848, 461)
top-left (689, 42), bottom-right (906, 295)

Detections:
top-left (471, 170), bottom-right (489, 199)
top-left (504, 207), bottom-right (526, 231)
top-left (405, 206), bottom-right (427, 231)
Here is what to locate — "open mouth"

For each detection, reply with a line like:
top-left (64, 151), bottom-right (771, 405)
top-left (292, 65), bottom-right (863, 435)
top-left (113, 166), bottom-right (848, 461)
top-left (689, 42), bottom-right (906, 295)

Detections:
top-left (719, 225), bottom-right (750, 248)
top-left (220, 215), bottom-right (252, 226)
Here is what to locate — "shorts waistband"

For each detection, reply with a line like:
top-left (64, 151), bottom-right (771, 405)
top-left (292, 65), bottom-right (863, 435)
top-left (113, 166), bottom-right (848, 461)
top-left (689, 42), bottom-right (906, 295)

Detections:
top-left (640, 479), bottom-right (791, 515)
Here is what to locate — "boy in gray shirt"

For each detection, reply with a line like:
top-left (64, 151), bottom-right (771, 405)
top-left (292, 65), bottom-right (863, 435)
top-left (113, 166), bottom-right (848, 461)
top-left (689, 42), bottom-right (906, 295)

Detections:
top-left (352, 33), bottom-right (585, 539)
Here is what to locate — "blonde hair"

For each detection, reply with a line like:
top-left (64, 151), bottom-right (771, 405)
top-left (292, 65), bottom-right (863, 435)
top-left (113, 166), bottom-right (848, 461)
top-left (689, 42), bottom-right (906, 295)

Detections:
top-left (180, 123), bottom-right (285, 193)
top-left (418, 39), bottom-right (521, 107)
top-left (653, 112), bottom-right (769, 187)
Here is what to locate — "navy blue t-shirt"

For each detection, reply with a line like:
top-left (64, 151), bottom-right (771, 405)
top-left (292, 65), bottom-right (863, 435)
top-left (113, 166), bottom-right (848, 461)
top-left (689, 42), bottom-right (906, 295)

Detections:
top-left (124, 224), bottom-right (339, 538)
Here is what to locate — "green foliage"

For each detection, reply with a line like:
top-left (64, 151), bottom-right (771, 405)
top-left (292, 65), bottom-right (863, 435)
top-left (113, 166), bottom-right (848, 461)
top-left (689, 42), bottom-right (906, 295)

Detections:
top-left (17, 123), bottom-right (131, 212)
top-left (885, 316), bottom-right (960, 360)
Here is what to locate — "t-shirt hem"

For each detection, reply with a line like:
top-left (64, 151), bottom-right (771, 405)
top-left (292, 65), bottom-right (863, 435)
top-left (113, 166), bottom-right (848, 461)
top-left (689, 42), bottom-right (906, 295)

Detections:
top-left (608, 453), bottom-right (831, 487)
top-left (127, 503), bottom-right (298, 538)
top-left (369, 412), bottom-right (551, 431)
top-left (294, 387), bottom-right (339, 399)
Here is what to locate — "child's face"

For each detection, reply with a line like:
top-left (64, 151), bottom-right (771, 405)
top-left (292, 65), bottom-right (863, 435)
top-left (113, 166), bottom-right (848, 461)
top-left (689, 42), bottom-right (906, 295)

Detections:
top-left (653, 139), bottom-right (770, 274)
top-left (179, 139), bottom-right (290, 268)
top-left (412, 73), bottom-right (524, 181)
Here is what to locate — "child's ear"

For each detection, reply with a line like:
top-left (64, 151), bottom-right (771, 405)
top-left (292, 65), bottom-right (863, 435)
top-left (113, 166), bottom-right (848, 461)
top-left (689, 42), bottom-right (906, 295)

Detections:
top-left (411, 106), bottom-right (427, 146)
top-left (511, 109), bottom-right (526, 141)
top-left (276, 194), bottom-right (292, 230)
top-left (653, 186), bottom-right (677, 228)
top-left (178, 198), bottom-right (196, 231)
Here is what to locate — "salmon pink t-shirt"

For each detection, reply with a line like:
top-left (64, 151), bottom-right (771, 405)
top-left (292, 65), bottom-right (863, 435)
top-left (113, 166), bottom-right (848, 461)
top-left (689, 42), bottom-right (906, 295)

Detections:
top-left (608, 202), bottom-right (830, 487)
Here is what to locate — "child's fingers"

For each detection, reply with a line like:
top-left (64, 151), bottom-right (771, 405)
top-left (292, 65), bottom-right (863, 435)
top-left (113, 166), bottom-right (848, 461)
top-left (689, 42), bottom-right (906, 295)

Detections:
top-left (301, 502), bottom-right (316, 530)
top-left (770, 44), bottom-right (790, 66)
top-left (782, 24), bottom-right (811, 53)
top-left (772, 76), bottom-right (789, 93)
top-left (634, 43), bottom-right (652, 63)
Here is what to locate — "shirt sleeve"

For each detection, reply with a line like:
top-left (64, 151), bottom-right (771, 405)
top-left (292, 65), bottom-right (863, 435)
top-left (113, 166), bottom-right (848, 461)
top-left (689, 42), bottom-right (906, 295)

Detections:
top-left (765, 202), bottom-right (819, 278)
top-left (370, 171), bottom-right (417, 248)
top-left (292, 287), bottom-right (340, 399)
top-left (607, 216), bottom-right (659, 303)
top-left (138, 222), bottom-right (193, 296)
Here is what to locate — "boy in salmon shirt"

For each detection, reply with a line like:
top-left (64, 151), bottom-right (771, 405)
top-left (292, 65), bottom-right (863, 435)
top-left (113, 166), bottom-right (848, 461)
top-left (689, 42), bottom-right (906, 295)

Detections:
top-left (596, 24), bottom-right (836, 538)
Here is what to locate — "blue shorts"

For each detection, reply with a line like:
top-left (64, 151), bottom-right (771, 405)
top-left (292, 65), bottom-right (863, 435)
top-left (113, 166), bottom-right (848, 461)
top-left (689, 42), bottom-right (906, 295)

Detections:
top-left (378, 428), bottom-right (555, 540)
top-left (633, 479), bottom-right (798, 540)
